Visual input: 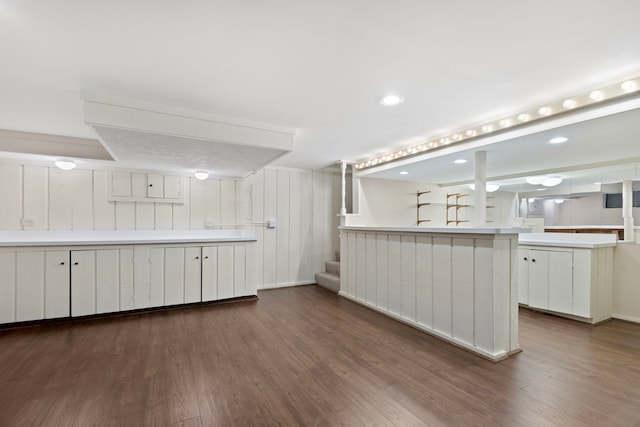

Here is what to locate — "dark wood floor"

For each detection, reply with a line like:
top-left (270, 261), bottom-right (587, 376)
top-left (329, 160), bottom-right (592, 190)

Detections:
top-left (1, 286), bottom-right (640, 426)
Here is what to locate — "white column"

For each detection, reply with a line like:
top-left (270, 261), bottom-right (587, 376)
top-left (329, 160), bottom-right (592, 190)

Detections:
top-left (473, 151), bottom-right (487, 227)
top-left (622, 179), bottom-right (634, 241)
top-left (340, 161), bottom-right (347, 216)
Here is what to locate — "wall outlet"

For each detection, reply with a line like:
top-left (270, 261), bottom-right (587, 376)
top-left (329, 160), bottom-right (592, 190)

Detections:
top-left (20, 218), bottom-right (35, 227)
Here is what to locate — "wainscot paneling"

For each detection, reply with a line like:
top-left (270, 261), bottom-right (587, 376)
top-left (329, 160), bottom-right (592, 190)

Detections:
top-left (0, 162), bottom-right (339, 291)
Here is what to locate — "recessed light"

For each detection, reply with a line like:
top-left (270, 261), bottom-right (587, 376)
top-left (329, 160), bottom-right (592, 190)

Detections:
top-left (482, 124), bottom-right (493, 132)
top-left (453, 159), bottom-right (467, 164)
top-left (399, 171), bottom-right (409, 175)
top-left (499, 119), bottom-right (510, 128)
top-left (517, 113), bottom-right (529, 122)
top-left (554, 199), bottom-right (565, 204)
top-left (549, 136), bottom-right (568, 144)
top-left (562, 99), bottom-right (577, 109)
top-left (54, 159), bottom-right (76, 171)
top-left (379, 94), bottom-right (405, 106)
top-left (538, 106), bottom-right (551, 116)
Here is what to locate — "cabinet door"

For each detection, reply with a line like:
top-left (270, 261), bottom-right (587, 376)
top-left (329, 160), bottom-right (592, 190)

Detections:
top-left (233, 245), bottom-right (247, 297)
top-left (45, 251), bottom-right (70, 319)
top-left (16, 252), bottom-right (45, 322)
top-left (517, 249), bottom-right (530, 305)
top-left (164, 175), bottom-right (182, 199)
top-left (184, 247), bottom-right (202, 303)
top-left (133, 246), bottom-right (152, 309)
top-left (120, 248), bottom-right (135, 311)
top-left (71, 251), bottom-right (96, 316)
top-left (164, 248), bottom-right (185, 306)
top-left (202, 246), bottom-right (218, 302)
top-left (528, 250), bottom-right (549, 309)
top-left (111, 172), bottom-right (132, 197)
top-left (96, 250), bottom-right (120, 314)
top-left (572, 249), bottom-right (592, 318)
top-left (132, 173), bottom-right (148, 198)
top-left (548, 251), bottom-right (573, 314)
top-left (218, 246), bottom-right (234, 300)
top-left (149, 247), bottom-right (165, 307)
top-left (0, 252), bottom-right (16, 324)
top-left (147, 174), bottom-right (164, 198)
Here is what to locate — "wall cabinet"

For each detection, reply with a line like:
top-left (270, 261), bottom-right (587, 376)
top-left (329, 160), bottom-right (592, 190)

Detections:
top-left (518, 245), bottom-right (613, 323)
top-left (0, 241), bottom-right (254, 325)
top-left (108, 172), bottom-right (184, 203)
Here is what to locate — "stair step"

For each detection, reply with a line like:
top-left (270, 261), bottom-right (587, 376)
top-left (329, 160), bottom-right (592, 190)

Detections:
top-left (325, 260), bottom-right (340, 276)
top-left (315, 272), bottom-right (340, 293)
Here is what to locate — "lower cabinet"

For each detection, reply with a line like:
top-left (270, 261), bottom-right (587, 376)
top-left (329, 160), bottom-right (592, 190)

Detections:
top-left (518, 245), bottom-right (613, 323)
top-left (0, 241), bottom-right (254, 325)
top-left (0, 250), bottom-right (69, 323)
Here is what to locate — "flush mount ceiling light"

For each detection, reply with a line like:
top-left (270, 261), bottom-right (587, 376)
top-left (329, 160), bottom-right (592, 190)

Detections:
top-left (354, 74), bottom-right (640, 171)
top-left (194, 170), bottom-right (209, 180)
top-left (541, 176), bottom-right (563, 187)
top-left (469, 183), bottom-right (500, 192)
top-left (54, 159), bottom-right (76, 171)
top-left (399, 171), bottom-right (409, 175)
top-left (549, 136), bottom-right (569, 144)
top-left (554, 199), bottom-right (565, 204)
top-left (379, 94), bottom-right (405, 106)
top-left (453, 159), bottom-right (467, 164)
top-left (526, 176), bottom-right (547, 185)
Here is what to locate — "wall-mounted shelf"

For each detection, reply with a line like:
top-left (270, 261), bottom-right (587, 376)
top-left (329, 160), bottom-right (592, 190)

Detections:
top-left (446, 193), bottom-right (470, 226)
top-left (417, 191), bottom-right (431, 225)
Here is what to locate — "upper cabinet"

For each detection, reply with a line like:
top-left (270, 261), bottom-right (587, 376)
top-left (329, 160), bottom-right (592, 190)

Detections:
top-left (108, 171), bottom-right (184, 203)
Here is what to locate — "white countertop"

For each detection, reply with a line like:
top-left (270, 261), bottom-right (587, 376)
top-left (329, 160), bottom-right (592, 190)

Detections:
top-left (0, 230), bottom-right (257, 247)
top-left (340, 226), bottom-right (529, 235)
top-left (545, 225), bottom-right (625, 230)
top-left (519, 232), bottom-right (617, 248)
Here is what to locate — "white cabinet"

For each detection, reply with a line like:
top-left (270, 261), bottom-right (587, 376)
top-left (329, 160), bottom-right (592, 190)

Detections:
top-left (0, 250), bottom-right (70, 324)
top-left (108, 172), bottom-right (184, 203)
top-left (518, 244), bottom-right (614, 323)
top-left (0, 240), bottom-right (254, 325)
top-left (202, 245), bottom-right (248, 301)
top-left (164, 247), bottom-right (202, 306)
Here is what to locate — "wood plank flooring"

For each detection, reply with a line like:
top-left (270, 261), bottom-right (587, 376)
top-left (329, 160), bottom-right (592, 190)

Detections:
top-left (1, 285), bottom-right (640, 426)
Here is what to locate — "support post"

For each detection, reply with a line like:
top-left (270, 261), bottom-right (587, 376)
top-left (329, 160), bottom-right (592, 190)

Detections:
top-left (622, 179), bottom-right (634, 241)
top-left (340, 161), bottom-right (347, 216)
top-left (473, 151), bottom-right (487, 227)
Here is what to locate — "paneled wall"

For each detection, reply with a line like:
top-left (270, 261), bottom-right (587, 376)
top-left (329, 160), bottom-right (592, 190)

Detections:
top-left (0, 162), bottom-right (339, 289)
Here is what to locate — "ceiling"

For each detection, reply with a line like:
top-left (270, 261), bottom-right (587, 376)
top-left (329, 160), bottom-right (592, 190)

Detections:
top-left (1, 1), bottom-right (640, 178)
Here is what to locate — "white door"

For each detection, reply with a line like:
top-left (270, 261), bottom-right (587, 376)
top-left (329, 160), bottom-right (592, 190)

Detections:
top-left (218, 245), bottom-right (234, 300)
top-left (45, 251), bottom-right (70, 319)
top-left (527, 250), bottom-right (549, 310)
top-left (517, 249), bottom-right (530, 305)
top-left (202, 246), bottom-right (218, 302)
top-left (548, 251), bottom-right (574, 314)
top-left (164, 247), bottom-right (185, 306)
top-left (184, 247), bottom-right (202, 303)
top-left (147, 174), bottom-right (164, 198)
top-left (16, 251), bottom-right (45, 321)
top-left (96, 250), bottom-right (120, 314)
top-left (71, 250), bottom-right (96, 316)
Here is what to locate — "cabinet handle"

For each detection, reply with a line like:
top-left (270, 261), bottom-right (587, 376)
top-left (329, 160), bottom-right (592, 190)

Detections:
top-left (205, 256), bottom-right (209, 259)
top-left (195, 256), bottom-right (199, 260)
top-left (74, 262), bottom-right (79, 265)
top-left (532, 259), bottom-right (536, 262)
top-left (523, 257), bottom-right (527, 261)
top-left (149, 184), bottom-right (153, 187)
top-left (60, 262), bottom-right (65, 265)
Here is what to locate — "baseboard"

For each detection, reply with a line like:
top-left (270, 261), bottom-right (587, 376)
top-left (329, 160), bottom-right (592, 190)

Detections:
top-left (612, 313), bottom-right (640, 324)
top-left (258, 280), bottom-right (315, 291)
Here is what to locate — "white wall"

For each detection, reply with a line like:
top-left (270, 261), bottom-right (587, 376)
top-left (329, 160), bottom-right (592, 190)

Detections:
top-left (350, 177), bottom-right (516, 228)
top-left (0, 162), bottom-right (339, 290)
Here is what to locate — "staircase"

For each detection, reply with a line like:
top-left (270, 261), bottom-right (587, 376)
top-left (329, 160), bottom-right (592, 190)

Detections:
top-left (315, 252), bottom-right (340, 293)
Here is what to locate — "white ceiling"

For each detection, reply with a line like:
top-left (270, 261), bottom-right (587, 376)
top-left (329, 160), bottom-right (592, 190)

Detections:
top-left (1, 1), bottom-right (640, 177)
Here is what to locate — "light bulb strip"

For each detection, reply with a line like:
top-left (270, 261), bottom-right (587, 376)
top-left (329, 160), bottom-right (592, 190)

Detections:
top-left (355, 76), bottom-right (640, 171)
